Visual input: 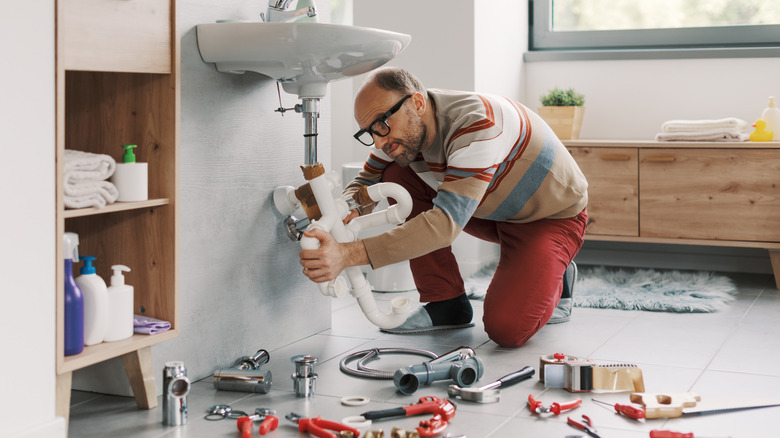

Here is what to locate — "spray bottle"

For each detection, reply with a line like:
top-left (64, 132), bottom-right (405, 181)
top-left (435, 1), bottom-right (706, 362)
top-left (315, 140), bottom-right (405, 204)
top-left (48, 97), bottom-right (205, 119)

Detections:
top-left (76, 256), bottom-right (109, 346)
top-left (111, 144), bottom-right (148, 202)
top-left (104, 265), bottom-right (134, 342)
top-left (63, 232), bottom-right (84, 356)
top-left (761, 96), bottom-right (780, 141)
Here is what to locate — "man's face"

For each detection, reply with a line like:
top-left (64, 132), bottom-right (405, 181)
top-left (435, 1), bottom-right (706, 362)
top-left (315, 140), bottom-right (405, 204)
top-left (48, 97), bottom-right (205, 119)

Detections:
top-left (355, 87), bottom-right (427, 167)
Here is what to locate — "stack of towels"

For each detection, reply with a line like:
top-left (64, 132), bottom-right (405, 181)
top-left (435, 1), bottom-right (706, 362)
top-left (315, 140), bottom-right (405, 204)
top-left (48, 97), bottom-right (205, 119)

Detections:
top-left (655, 117), bottom-right (750, 142)
top-left (64, 150), bottom-right (119, 209)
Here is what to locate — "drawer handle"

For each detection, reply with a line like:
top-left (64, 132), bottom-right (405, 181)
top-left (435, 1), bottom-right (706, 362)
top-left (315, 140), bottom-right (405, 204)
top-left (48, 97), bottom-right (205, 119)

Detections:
top-left (646, 156), bottom-right (676, 163)
top-left (600, 154), bottom-right (631, 161)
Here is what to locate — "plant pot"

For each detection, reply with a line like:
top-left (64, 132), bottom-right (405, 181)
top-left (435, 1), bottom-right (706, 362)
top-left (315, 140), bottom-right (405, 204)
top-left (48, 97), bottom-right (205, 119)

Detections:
top-left (537, 106), bottom-right (585, 140)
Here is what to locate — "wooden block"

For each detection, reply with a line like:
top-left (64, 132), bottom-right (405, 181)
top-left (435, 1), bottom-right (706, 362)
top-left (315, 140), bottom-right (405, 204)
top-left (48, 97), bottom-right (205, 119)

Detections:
top-left (630, 392), bottom-right (700, 418)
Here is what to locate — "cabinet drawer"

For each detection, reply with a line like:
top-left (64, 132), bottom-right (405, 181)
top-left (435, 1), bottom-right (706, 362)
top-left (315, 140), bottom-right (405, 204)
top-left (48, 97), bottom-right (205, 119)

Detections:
top-left (62, 0), bottom-right (171, 73)
top-left (640, 148), bottom-right (780, 242)
top-left (568, 147), bottom-right (639, 236)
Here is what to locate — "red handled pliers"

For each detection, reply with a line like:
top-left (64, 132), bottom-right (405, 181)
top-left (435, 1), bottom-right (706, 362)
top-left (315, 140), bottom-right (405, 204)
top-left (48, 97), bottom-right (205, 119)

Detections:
top-left (568, 414), bottom-right (601, 438)
top-left (528, 394), bottom-right (582, 415)
top-left (237, 408), bottom-right (279, 437)
top-left (285, 412), bottom-right (361, 438)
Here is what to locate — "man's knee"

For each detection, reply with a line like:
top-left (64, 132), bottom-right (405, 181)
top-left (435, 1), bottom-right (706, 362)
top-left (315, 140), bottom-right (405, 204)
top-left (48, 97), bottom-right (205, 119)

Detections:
top-left (483, 313), bottom-right (544, 348)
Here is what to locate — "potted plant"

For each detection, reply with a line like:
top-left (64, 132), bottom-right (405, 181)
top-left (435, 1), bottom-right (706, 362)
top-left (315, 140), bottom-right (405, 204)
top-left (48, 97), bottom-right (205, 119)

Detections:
top-left (538, 87), bottom-right (585, 140)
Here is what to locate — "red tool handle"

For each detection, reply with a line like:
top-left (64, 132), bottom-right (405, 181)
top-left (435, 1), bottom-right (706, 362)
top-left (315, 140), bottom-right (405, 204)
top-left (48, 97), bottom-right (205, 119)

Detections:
top-left (615, 403), bottom-right (645, 420)
top-left (258, 415), bottom-right (279, 435)
top-left (551, 398), bottom-right (583, 415)
top-left (528, 394), bottom-right (543, 412)
top-left (649, 430), bottom-right (693, 438)
top-left (299, 416), bottom-right (361, 438)
top-left (237, 417), bottom-right (253, 438)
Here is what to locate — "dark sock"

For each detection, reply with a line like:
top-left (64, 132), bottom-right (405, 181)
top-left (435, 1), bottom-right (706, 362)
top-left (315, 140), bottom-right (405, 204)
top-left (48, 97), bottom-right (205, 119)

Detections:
top-left (424, 293), bottom-right (473, 326)
top-left (561, 264), bottom-right (572, 299)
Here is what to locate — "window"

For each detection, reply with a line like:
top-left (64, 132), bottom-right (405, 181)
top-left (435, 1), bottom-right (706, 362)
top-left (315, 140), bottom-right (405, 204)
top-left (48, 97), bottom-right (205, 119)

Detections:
top-left (529, 0), bottom-right (780, 57)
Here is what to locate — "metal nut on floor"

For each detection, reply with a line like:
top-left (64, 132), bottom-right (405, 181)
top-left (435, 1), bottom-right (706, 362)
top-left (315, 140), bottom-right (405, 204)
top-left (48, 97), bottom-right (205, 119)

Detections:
top-left (391, 428), bottom-right (420, 438)
top-left (363, 431), bottom-right (385, 438)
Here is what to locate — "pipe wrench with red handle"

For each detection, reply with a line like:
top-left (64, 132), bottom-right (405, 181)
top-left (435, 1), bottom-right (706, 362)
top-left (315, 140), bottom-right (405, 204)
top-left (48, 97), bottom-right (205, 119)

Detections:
top-left (361, 395), bottom-right (457, 437)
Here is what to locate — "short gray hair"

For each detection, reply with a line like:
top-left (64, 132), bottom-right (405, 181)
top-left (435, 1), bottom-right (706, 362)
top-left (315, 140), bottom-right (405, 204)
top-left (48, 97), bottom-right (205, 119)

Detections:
top-left (366, 67), bottom-right (426, 95)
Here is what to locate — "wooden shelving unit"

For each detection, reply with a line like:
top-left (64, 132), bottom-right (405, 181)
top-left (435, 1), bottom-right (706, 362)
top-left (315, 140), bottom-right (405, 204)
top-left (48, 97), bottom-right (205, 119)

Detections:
top-left (55, 0), bottom-right (179, 423)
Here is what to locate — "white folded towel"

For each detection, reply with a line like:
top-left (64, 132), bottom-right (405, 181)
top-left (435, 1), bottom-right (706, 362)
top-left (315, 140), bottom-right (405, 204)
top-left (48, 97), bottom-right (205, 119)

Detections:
top-left (64, 150), bottom-right (119, 209)
top-left (655, 130), bottom-right (750, 142)
top-left (64, 180), bottom-right (119, 209)
top-left (64, 149), bottom-right (116, 182)
top-left (661, 117), bottom-right (750, 134)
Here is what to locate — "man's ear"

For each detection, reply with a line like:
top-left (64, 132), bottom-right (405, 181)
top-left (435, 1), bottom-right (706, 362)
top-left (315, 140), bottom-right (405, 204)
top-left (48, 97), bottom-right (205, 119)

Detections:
top-left (412, 92), bottom-right (426, 114)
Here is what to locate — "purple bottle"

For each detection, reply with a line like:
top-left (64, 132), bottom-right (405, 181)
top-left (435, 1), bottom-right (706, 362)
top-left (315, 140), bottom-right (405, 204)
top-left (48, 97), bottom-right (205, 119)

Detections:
top-left (63, 232), bottom-right (84, 356)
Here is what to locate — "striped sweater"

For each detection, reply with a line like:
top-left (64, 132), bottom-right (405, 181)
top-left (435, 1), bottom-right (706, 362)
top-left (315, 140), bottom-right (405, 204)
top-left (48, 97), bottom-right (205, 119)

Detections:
top-left (344, 89), bottom-right (588, 269)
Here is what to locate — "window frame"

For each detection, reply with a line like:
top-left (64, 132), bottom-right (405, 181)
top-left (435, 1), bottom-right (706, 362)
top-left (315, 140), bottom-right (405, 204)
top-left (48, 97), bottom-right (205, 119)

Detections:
top-left (528, 0), bottom-right (780, 59)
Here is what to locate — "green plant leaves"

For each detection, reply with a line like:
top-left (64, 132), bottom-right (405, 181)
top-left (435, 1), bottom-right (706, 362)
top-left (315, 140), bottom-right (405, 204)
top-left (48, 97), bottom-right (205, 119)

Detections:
top-left (540, 87), bottom-right (585, 106)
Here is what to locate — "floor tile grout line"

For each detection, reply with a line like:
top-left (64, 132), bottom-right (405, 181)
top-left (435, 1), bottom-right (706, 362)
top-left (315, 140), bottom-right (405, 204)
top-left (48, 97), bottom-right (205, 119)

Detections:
top-left (686, 288), bottom-right (762, 392)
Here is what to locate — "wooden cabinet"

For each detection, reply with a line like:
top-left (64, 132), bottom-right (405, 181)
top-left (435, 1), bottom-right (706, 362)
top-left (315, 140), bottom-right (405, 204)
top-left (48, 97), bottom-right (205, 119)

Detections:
top-left (62, 0), bottom-right (171, 73)
top-left (568, 147), bottom-right (638, 237)
top-left (565, 140), bottom-right (780, 288)
top-left (55, 0), bottom-right (179, 423)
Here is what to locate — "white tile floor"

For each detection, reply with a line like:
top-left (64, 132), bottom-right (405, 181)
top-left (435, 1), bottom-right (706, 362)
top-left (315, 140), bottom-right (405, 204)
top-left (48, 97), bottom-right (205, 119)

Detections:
top-left (69, 269), bottom-right (780, 437)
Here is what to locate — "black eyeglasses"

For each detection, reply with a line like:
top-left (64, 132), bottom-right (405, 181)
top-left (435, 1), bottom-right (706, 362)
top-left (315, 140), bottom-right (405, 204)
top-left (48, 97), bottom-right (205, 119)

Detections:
top-left (353, 94), bottom-right (412, 146)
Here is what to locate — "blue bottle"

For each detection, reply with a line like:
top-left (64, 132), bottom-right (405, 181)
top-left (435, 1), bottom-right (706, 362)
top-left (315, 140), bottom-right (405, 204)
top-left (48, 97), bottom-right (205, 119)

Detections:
top-left (63, 232), bottom-right (84, 356)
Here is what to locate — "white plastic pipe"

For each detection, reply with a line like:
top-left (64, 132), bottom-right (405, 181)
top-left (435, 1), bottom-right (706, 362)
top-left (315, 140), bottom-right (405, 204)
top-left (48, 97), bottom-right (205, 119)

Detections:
top-left (298, 175), bottom-right (414, 329)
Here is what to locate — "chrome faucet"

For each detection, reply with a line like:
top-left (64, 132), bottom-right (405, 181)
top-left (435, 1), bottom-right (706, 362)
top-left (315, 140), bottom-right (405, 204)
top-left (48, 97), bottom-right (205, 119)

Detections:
top-left (264, 0), bottom-right (318, 23)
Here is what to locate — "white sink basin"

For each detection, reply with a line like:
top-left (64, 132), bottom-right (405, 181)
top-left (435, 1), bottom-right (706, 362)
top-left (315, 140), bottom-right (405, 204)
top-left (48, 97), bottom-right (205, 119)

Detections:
top-left (196, 22), bottom-right (411, 98)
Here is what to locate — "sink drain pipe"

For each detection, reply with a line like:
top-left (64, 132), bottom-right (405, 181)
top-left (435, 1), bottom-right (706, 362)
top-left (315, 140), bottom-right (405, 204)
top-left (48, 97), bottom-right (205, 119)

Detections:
top-left (275, 97), bottom-right (415, 330)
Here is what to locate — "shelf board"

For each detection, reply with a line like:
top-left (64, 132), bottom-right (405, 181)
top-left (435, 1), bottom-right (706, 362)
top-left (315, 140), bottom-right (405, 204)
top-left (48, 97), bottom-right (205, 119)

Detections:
top-left (58, 329), bottom-right (178, 374)
top-left (63, 198), bottom-right (170, 218)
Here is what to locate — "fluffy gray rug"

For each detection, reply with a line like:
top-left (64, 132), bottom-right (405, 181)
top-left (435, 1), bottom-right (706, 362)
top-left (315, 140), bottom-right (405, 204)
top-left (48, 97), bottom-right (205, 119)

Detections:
top-left (465, 264), bottom-right (738, 313)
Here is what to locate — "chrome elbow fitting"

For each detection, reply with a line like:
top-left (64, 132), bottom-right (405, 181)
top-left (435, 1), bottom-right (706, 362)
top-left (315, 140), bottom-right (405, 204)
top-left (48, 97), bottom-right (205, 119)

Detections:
top-left (213, 349), bottom-right (273, 393)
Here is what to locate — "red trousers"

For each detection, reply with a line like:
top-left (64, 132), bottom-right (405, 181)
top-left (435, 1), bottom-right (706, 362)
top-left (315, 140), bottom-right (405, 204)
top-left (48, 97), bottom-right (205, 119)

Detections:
top-left (382, 163), bottom-right (587, 347)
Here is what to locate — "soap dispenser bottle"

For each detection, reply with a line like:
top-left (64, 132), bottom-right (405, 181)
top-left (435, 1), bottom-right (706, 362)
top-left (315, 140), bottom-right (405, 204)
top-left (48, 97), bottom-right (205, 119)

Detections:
top-left (761, 96), bottom-right (780, 141)
top-left (111, 144), bottom-right (148, 202)
top-left (104, 265), bottom-right (134, 342)
top-left (76, 256), bottom-right (109, 346)
top-left (63, 232), bottom-right (84, 356)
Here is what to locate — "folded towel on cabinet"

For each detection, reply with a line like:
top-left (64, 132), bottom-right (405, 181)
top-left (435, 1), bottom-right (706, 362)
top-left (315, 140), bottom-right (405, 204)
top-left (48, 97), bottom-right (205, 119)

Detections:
top-left (661, 117), bottom-right (750, 133)
top-left (655, 130), bottom-right (750, 142)
top-left (64, 180), bottom-right (119, 209)
top-left (64, 149), bottom-right (116, 182)
top-left (133, 315), bottom-right (171, 335)
top-left (64, 149), bottom-right (119, 209)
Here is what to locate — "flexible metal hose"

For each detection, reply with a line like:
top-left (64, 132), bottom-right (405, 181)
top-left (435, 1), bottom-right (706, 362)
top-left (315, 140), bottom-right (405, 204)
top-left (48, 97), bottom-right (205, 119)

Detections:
top-left (339, 347), bottom-right (439, 379)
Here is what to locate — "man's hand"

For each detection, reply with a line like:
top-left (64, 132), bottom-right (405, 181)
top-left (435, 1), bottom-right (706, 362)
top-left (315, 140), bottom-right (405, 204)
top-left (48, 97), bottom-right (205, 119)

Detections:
top-left (343, 209), bottom-right (359, 225)
top-left (299, 228), bottom-right (370, 283)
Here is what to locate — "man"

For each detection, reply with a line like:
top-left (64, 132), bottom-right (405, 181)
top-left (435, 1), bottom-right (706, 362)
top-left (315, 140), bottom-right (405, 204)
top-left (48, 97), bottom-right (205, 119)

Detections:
top-left (299, 67), bottom-right (588, 347)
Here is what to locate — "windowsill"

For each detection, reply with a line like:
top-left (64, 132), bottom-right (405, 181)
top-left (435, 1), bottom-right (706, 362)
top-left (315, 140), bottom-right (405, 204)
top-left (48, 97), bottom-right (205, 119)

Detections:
top-left (523, 46), bottom-right (780, 62)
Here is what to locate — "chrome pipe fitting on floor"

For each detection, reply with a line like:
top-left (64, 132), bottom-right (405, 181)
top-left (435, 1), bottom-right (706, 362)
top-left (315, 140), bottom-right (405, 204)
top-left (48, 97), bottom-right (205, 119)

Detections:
top-left (162, 361), bottom-right (190, 426)
top-left (291, 354), bottom-right (318, 397)
top-left (213, 349), bottom-right (272, 393)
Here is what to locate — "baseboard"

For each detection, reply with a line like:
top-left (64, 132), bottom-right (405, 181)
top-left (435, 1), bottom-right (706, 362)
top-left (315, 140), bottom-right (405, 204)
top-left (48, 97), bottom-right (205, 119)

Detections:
top-left (575, 241), bottom-right (773, 274)
top-left (2, 417), bottom-right (66, 438)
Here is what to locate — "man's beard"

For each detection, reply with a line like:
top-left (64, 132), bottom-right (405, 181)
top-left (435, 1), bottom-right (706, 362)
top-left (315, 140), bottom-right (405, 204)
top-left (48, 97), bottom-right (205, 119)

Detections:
top-left (385, 117), bottom-right (427, 167)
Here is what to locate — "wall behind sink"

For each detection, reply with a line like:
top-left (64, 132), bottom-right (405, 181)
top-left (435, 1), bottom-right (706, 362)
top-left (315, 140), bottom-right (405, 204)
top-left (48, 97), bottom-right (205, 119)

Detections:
top-left (72, 0), bottom-right (335, 395)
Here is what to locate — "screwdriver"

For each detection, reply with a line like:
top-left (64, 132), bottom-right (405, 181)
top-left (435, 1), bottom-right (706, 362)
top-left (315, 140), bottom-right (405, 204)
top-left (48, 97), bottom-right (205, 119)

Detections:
top-left (649, 430), bottom-right (731, 438)
top-left (592, 399), bottom-right (645, 420)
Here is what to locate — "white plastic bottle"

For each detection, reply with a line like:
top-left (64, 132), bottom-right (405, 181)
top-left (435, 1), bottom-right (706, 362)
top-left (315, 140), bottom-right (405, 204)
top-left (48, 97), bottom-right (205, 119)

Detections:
top-left (75, 256), bottom-right (109, 346)
top-left (761, 96), bottom-right (780, 141)
top-left (111, 144), bottom-right (148, 202)
top-left (104, 265), bottom-right (134, 342)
